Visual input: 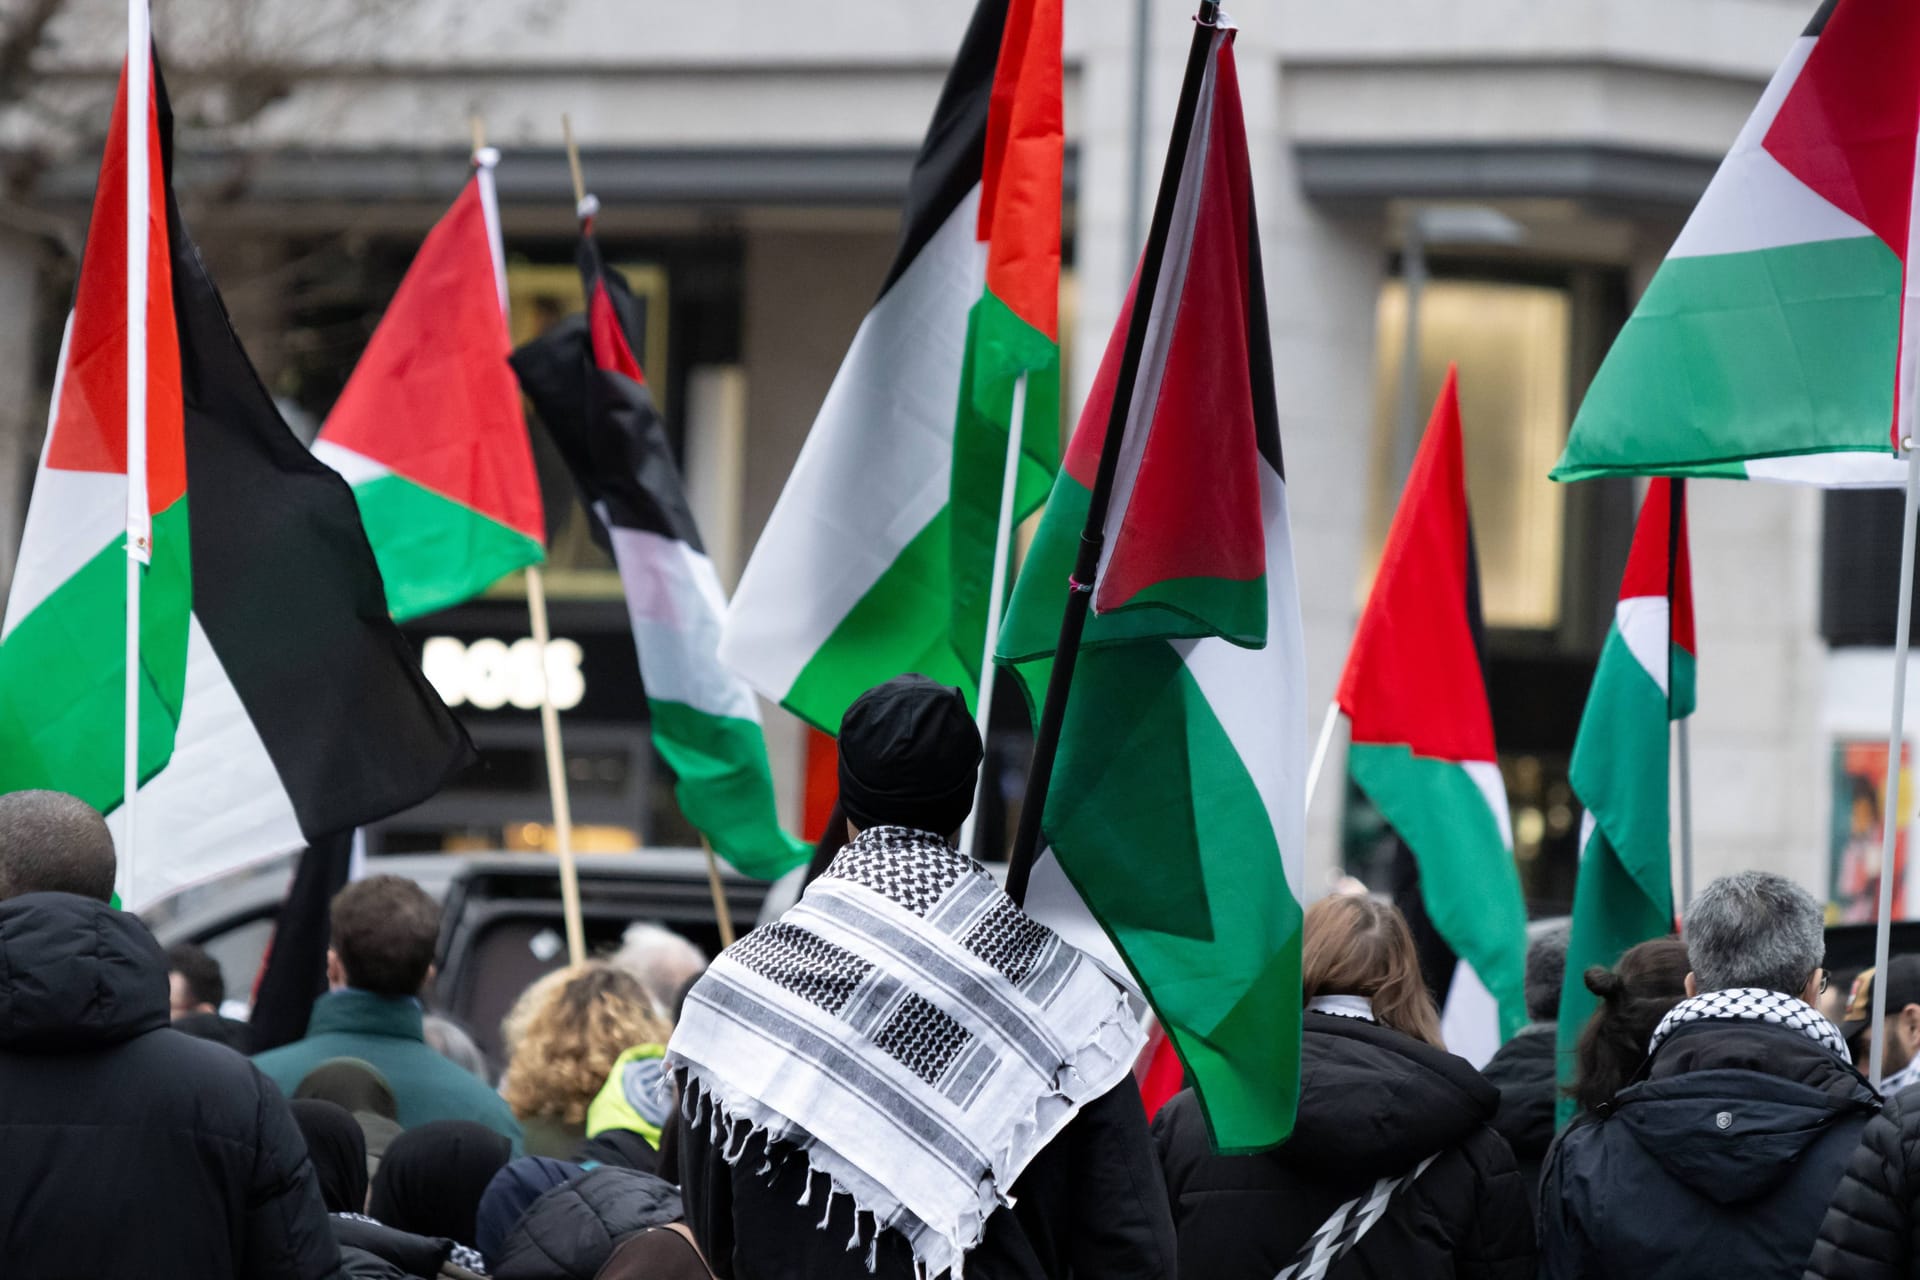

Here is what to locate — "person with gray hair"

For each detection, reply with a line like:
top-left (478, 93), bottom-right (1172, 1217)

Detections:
top-left (0, 790), bottom-right (340, 1276)
top-left (1539, 872), bottom-right (1880, 1280)
top-left (610, 921), bottom-right (708, 1022)
top-left (1480, 923), bottom-right (1568, 1212)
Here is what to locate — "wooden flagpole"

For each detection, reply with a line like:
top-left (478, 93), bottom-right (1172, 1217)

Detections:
top-left (474, 115), bottom-right (586, 968)
top-left (122, 0), bottom-right (152, 905)
top-left (1004, 0), bottom-right (1222, 904)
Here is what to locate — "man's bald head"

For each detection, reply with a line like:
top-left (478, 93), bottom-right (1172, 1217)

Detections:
top-left (0, 791), bottom-right (117, 903)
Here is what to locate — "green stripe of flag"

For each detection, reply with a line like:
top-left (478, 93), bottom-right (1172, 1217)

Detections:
top-left (1037, 636), bottom-right (1303, 1151)
top-left (350, 473), bottom-right (544, 622)
top-left (949, 290), bottom-right (1060, 684)
top-left (1348, 741), bottom-right (1529, 1039)
top-left (0, 499), bottom-right (192, 809)
top-left (1552, 237), bottom-right (1901, 480)
top-left (1555, 627), bottom-right (1693, 1124)
top-left (646, 697), bottom-right (808, 880)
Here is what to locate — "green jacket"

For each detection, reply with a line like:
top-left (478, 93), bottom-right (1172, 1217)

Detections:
top-left (252, 990), bottom-right (523, 1153)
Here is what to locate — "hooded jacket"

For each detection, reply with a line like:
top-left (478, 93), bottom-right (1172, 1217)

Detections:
top-left (492, 1164), bottom-right (684, 1280)
top-left (1153, 1011), bottom-right (1534, 1279)
top-left (1803, 1083), bottom-right (1920, 1280)
top-left (1539, 1018), bottom-right (1880, 1280)
top-left (1480, 1022), bottom-right (1555, 1212)
top-left (0, 891), bottom-right (343, 1279)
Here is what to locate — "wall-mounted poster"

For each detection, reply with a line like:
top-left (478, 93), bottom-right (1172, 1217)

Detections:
top-left (1831, 741), bottom-right (1912, 922)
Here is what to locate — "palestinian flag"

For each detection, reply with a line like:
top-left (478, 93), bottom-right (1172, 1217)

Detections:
top-left (0, 59), bottom-right (471, 907)
top-left (998, 25), bottom-right (1308, 1152)
top-left (314, 162), bottom-right (546, 620)
top-left (1337, 368), bottom-right (1529, 1041)
top-left (721, 0), bottom-right (1060, 730)
top-left (1553, 0), bottom-right (1920, 485)
top-left (1556, 479), bottom-right (1692, 1123)
top-left (0, 58), bottom-right (187, 817)
top-left (511, 226), bottom-right (808, 879)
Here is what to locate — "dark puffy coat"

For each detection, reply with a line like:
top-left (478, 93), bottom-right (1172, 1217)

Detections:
top-left (679, 1074), bottom-right (1176, 1280)
top-left (1539, 1020), bottom-right (1879, 1280)
top-left (0, 892), bottom-right (342, 1279)
top-left (1479, 1023), bottom-right (1555, 1213)
top-left (1153, 1012), bottom-right (1534, 1280)
top-left (1804, 1083), bottom-right (1920, 1279)
top-left (493, 1165), bottom-right (685, 1279)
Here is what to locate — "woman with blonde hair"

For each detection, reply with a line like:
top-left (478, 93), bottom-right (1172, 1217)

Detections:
top-left (1153, 893), bottom-right (1534, 1278)
top-left (500, 962), bottom-right (670, 1159)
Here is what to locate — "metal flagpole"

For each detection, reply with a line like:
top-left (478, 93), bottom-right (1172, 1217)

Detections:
top-left (1303, 700), bottom-right (1340, 815)
top-left (1005, 0), bottom-right (1222, 904)
top-left (959, 373), bottom-right (1028, 861)
top-left (1870, 444), bottom-right (1920, 1088)
top-left (474, 116), bottom-right (586, 968)
top-left (123, 0), bottom-right (152, 905)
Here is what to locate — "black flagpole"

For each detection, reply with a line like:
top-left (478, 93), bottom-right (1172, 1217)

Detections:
top-left (1006, 0), bottom-right (1222, 904)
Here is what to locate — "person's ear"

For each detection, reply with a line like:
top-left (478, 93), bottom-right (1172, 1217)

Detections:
top-left (1800, 970), bottom-right (1824, 1007)
top-left (1684, 972), bottom-right (1699, 999)
top-left (1903, 1003), bottom-right (1920, 1047)
top-left (325, 948), bottom-right (346, 990)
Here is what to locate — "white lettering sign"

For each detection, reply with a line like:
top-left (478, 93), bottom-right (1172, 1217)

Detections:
top-left (422, 636), bottom-right (586, 712)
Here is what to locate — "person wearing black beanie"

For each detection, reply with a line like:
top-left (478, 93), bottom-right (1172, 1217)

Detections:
top-left (835, 674), bottom-right (984, 841)
top-left (669, 674), bottom-right (1175, 1280)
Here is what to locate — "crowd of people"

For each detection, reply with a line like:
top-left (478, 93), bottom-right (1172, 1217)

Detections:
top-left (5, 674), bottom-right (1920, 1277)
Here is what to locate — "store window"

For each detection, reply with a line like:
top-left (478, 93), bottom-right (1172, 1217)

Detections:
top-left (1364, 277), bottom-right (1572, 630)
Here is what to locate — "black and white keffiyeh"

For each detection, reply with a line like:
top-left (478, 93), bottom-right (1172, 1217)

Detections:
top-left (1648, 987), bottom-right (1852, 1063)
top-left (666, 826), bottom-right (1143, 1279)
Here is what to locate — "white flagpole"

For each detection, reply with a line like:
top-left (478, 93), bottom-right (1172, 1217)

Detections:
top-left (1676, 716), bottom-right (1694, 912)
top-left (1871, 444), bottom-right (1920, 1088)
top-left (959, 373), bottom-right (1028, 861)
top-left (122, 0), bottom-right (152, 905)
top-left (1304, 699), bottom-right (1341, 814)
top-left (472, 118), bottom-right (585, 968)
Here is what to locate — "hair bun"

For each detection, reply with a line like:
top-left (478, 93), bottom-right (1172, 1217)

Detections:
top-left (1585, 965), bottom-right (1625, 1000)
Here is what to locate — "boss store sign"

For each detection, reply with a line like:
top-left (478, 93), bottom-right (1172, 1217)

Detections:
top-left (403, 606), bottom-right (645, 725)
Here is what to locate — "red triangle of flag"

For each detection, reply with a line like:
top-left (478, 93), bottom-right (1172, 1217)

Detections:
top-left (1762, 0), bottom-right (1920, 260)
top-left (1337, 366), bottom-right (1497, 763)
top-left (47, 56), bottom-right (184, 512)
top-left (1072, 34), bottom-right (1268, 622)
top-left (1618, 478), bottom-right (1695, 657)
top-left (319, 179), bottom-right (544, 545)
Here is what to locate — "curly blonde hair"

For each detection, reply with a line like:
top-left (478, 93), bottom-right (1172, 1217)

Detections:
top-left (500, 962), bottom-right (670, 1126)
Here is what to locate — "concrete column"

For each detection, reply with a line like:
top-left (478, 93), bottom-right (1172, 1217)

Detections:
top-left (1683, 477), bottom-right (1828, 898)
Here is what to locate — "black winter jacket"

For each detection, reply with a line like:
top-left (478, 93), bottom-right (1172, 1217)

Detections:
top-left (679, 1074), bottom-right (1177, 1280)
top-left (1805, 1083), bottom-right (1920, 1279)
top-left (1152, 1012), bottom-right (1534, 1280)
top-left (1480, 1023), bottom-right (1555, 1214)
top-left (492, 1164), bottom-right (684, 1279)
top-left (1539, 1019), bottom-right (1880, 1280)
top-left (0, 892), bottom-right (343, 1279)
top-left (333, 1214), bottom-right (483, 1279)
